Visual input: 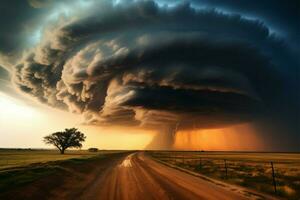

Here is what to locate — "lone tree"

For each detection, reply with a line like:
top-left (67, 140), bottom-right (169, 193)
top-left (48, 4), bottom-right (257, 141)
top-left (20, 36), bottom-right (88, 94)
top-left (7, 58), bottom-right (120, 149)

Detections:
top-left (43, 128), bottom-right (86, 154)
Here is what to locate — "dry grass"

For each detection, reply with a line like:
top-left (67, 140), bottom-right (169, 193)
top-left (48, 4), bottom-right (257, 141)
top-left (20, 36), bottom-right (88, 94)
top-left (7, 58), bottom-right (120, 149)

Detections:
top-left (0, 151), bottom-right (131, 194)
top-left (150, 151), bottom-right (300, 200)
top-left (0, 149), bottom-right (121, 170)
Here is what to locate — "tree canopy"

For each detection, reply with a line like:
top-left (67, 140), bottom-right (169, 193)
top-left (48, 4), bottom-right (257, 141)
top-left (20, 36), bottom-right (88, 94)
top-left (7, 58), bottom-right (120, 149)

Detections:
top-left (43, 128), bottom-right (86, 154)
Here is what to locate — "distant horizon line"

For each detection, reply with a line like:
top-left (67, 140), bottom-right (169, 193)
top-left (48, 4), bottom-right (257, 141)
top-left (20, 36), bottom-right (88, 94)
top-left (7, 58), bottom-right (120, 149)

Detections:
top-left (0, 147), bottom-right (299, 153)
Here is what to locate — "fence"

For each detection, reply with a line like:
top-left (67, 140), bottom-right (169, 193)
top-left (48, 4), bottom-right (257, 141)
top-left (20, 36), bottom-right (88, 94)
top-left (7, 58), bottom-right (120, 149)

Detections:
top-left (149, 151), bottom-right (300, 199)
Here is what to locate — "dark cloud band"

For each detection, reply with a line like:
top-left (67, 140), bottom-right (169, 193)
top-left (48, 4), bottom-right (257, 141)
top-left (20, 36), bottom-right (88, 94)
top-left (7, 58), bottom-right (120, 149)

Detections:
top-left (4, 0), bottom-right (299, 150)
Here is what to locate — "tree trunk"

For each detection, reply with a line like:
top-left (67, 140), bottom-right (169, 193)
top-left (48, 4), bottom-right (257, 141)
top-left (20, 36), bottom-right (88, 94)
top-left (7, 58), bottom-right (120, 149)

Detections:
top-left (60, 149), bottom-right (65, 154)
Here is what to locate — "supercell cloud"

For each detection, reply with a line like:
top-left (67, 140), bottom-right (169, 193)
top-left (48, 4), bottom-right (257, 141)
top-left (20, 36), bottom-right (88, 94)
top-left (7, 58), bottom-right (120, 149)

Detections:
top-left (1, 0), bottom-right (299, 150)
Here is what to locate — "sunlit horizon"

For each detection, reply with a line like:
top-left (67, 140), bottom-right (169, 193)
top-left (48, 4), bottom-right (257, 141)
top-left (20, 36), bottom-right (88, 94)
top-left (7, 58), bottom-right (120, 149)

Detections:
top-left (0, 92), bottom-right (267, 151)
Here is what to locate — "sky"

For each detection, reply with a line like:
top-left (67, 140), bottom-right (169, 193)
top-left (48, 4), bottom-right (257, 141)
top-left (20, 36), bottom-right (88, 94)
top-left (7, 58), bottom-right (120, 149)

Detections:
top-left (0, 0), bottom-right (299, 151)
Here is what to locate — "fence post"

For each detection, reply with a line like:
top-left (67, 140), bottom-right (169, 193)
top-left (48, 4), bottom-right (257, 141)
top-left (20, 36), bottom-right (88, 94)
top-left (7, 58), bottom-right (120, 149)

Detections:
top-left (224, 159), bottom-right (228, 179)
top-left (271, 162), bottom-right (277, 194)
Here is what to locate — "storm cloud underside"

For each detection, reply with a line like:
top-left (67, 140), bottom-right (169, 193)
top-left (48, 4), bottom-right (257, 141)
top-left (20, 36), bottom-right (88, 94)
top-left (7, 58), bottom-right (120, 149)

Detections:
top-left (1, 0), bottom-right (299, 150)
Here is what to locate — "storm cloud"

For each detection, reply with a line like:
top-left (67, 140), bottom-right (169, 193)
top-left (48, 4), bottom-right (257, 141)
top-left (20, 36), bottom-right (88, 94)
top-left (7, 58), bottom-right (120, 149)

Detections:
top-left (1, 0), bottom-right (299, 150)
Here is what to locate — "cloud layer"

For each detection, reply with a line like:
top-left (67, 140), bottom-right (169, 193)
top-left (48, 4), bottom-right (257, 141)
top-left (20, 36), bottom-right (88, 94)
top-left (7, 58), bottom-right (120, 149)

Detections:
top-left (1, 0), bottom-right (299, 150)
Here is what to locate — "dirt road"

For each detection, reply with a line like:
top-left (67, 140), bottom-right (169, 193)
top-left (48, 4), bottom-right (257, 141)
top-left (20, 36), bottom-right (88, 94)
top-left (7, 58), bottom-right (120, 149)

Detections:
top-left (79, 152), bottom-right (275, 200)
top-left (2, 152), bottom-right (277, 200)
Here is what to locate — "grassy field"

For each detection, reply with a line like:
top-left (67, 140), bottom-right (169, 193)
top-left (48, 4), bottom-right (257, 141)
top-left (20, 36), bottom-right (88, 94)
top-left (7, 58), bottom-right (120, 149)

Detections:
top-left (150, 151), bottom-right (300, 200)
top-left (0, 149), bottom-right (121, 170)
top-left (0, 150), bottom-right (130, 194)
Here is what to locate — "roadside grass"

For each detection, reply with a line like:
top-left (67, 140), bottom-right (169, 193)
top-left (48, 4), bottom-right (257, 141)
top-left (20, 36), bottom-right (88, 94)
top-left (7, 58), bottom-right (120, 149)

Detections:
top-left (150, 151), bottom-right (300, 200)
top-left (0, 150), bottom-right (127, 193)
top-left (0, 149), bottom-right (120, 170)
top-left (0, 165), bottom-right (63, 192)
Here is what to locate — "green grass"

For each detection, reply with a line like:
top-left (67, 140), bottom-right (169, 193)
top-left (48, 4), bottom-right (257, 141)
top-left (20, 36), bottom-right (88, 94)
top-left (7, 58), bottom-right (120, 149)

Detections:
top-left (0, 149), bottom-right (120, 170)
top-left (150, 151), bottom-right (300, 200)
top-left (0, 150), bottom-right (127, 193)
top-left (0, 165), bottom-right (62, 192)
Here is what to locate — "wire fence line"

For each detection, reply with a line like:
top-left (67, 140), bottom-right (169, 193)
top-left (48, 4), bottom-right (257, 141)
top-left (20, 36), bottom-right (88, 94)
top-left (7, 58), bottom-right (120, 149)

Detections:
top-left (153, 154), bottom-right (278, 192)
top-left (149, 151), bottom-right (300, 199)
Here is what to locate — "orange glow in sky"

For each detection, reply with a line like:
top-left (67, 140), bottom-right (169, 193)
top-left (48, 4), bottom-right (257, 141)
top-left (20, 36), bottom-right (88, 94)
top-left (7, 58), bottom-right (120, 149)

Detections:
top-left (0, 92), bottom-right (155, 149)
top-left (0, 92), bottom-right (264, 150)
top-left (80, 126), bottom-right (155, 150)
top-left (174, 123), bottom-right (265, 151)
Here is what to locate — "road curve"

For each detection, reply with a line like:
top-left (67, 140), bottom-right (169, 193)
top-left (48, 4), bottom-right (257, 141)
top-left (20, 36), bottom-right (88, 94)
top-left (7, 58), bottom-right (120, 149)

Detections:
top-left (79, 152), bottom-right (263, 200)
